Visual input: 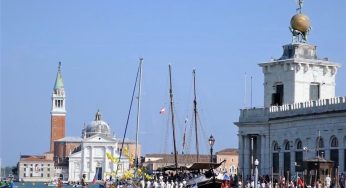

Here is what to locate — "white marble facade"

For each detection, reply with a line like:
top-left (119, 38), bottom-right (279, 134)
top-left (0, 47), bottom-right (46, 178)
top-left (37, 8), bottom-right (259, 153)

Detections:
top-left (68, 111), bottom-right (130, 182)
top-left (68, 134), bottom-right (129, 182)
top-left (235, 42), bottom-right (346, 179)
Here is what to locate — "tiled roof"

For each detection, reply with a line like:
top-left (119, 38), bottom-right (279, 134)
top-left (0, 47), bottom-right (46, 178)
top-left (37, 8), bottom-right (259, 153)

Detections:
top-left (20, 155), bottom-right (53, 162)
top-left (215, 148), bottom-right (238, 155)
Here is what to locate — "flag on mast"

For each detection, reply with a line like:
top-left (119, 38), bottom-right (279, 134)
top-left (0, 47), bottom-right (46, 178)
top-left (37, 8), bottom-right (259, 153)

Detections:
top-left (159, 107), bottom-right (166, 114)
top-left (93, 168), bottom-right (99, 184)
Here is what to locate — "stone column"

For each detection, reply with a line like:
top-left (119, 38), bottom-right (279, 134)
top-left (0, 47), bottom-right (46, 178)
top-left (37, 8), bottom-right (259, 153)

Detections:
top-left (104, 146), bottom-right (108, 177)
top-left (90, 146), bottom-right (94, 180)
top-left (82, 145), bottom-right (86, 176)
top-left (291, 149), bottom-right (295, 177)
top-left (239, 135), bottom-right (244, 176)
top-left (260, 135), bottom-right (266, 175)
top-left (324, 148), bottom-right (330, 160)
top-left (338, 148), bottom-right (344, 173)
top-left (243, 135), bottom-right (250, 177)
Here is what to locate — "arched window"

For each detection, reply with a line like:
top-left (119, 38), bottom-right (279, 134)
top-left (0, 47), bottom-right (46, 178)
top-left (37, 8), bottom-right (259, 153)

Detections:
top-left (331, 136), bottom-right (338, 148)
top-left (317, 137), bottom-right (324, 148)
top-left (285, 141), bottom-right (290, 151)
top-left (273, 141), bottom-right (280, 151)
top-left (296, 140), bottom-right (302, 150)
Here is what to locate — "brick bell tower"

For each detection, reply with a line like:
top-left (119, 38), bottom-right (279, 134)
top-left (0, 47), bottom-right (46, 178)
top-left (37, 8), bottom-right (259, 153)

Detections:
top-left (50, 62), bottom-right (66, 153)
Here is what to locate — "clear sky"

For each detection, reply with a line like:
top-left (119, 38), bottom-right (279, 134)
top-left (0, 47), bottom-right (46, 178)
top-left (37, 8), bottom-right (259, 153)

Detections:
top-left (1, 1), bottom-right (345, 166)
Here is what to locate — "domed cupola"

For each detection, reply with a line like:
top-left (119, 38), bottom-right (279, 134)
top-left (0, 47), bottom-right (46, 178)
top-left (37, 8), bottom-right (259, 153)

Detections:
top-left (83, 110), bottom-right (112, 138)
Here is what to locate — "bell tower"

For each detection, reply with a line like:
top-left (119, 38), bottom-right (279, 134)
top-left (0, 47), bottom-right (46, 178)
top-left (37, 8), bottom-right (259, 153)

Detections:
top-left (50, 62), bottom-right (66, 153)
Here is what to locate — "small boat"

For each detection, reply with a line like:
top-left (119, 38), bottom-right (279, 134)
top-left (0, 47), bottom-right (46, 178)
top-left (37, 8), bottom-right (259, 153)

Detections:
top-left (47, 181), bottom-right (58, 186)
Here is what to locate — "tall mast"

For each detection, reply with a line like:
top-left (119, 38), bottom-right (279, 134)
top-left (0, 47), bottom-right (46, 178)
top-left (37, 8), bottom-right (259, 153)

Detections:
top-left (193, 69), bottom-right (199, 162)
top-left (169, 64), bottom-right (179, 173)
top-left (134, 58), bottom-right (143, 175)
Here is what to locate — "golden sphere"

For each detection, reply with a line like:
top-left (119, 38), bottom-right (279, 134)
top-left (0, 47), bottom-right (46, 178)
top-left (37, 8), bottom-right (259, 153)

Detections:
top-left (290, 13), bottom-right (310, 32)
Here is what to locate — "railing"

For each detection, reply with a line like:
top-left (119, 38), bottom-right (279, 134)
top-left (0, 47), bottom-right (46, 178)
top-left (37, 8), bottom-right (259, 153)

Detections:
top-left (239, 97), bottom-right (346, 122)
top-left (269, 96), bottom-right (346, 112)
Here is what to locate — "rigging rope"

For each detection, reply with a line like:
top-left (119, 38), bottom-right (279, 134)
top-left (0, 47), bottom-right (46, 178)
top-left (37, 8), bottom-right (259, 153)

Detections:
top-left (115, 64), bottom-right (140, 177)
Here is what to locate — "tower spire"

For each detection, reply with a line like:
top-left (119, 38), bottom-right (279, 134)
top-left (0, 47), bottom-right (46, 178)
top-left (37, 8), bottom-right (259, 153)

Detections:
top-left (50, 62), bottom-right (66, 153)
top-left (54, 62), bottom-right (64, 90)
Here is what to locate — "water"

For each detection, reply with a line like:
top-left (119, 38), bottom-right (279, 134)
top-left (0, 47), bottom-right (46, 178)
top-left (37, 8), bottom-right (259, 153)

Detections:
top-left (13, 182), bottom-right (100, 188)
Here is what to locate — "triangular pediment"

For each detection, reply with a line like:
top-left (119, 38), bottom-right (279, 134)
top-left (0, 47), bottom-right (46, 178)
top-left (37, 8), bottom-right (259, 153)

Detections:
top-left (69, 151), bottom-right (82, 158)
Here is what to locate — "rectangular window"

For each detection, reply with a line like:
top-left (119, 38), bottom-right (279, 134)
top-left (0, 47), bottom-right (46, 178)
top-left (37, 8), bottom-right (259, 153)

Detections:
top-left (47, 174), bottom-right (50, 178)
top-left (310, 84), bottom-right (320, 101)
top-left (48, 168), bottom-right (50, 171)
top-left (24, 173), bottom-right (26, 177)
top-left (272, 84), bottom-right (284, 106)
top-left (24, 164), bottom-right (27, 167)
top-left (273, 153), bottom-right (279, 173)
top-left (330, 149), bottom-right (339, 168)
top-left (30, 168), bottom-right (33, 171)
top-left (284, 152), bottom-right (291, 180)
top-left (48, 164), bottom-right (50, 166)
top-left (41, 173), bottom-right (43, 177)
top-left (24, 168), bottom-right (26, 171)
top-left (295, 151), bottom-right (303, 171)
top-left (30, 173), bottom-right (33, 177)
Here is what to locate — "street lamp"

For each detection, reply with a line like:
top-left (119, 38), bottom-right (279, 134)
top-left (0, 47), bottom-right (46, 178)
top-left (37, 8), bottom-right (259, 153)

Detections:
top-left (254, 159), bottom-right (259, 188)
top-left (208, 135), bottom-right (216, 188)
top-left (208, 135), bottom-right (215, 163)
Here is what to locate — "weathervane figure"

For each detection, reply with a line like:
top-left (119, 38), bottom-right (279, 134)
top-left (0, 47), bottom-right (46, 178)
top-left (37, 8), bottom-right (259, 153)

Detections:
top-left (296, 0), bottom-right (303, 13)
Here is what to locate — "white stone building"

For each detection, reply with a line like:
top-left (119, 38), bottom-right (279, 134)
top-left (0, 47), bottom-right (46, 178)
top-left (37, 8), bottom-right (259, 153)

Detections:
top-left (234, 5), bottom-right (346, 182)
top-left (68, 111), bottom-right (130, 182)
top-left (18, 154), bottom-right (55, 182)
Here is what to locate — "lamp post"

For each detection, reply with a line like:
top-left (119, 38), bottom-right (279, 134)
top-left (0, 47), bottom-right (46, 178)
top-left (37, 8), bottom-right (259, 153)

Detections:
top-left (208, 135), bottom-right (216, 187)
top-left (254, 159), bottom-right (259, 188)
top-left (208, 135), bottom-right (215, 163)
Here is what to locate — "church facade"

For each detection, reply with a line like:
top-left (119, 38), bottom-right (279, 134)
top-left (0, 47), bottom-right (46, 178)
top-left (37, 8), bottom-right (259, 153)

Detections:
top-left (67, 111), bottom-right (130, 182)
top-left (235, 3), bottom-right (346, 182)
top-left (19, 63), bottom-right (135, 182)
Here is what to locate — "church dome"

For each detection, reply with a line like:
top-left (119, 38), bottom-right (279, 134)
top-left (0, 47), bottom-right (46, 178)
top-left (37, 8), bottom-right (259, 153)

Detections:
top-left (290, 13), bottom-right (310, 33)
top-left (84, 110), bottom-right (112, 138)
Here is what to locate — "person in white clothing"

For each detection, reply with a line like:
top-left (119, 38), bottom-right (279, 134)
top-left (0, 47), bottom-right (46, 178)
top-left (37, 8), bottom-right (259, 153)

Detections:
top-left (325, 175), bottom-right (331, 188)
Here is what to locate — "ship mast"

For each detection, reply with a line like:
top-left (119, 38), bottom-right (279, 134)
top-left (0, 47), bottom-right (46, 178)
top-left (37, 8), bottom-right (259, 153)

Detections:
top-left (169, 64), bottom-right (179, 173)
top-left (193, 69), bottom-right (200, 162)
top-left (134, 58), bottom-right (143, 177)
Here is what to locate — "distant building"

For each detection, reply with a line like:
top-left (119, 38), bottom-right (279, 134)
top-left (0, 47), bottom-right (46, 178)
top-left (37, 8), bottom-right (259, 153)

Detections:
top-left (143, 154), bottom-right (211, 172)
top-left (143, 149), bottom-right (238, 174)
top-left (235, 5), bottom-right (346, 182)
top-left (18, 63), bottom-right (139, 182)
top-left (215, 148), bottom-right (239, 175)
top-left (18, 154), bottom-right (55, 182)
top-left (67, 111), bottom-right (130, 182)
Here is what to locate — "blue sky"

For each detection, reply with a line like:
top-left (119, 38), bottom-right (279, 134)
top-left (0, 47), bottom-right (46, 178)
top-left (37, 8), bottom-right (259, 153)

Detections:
top-left (1, 1), bottom-right (345, 166)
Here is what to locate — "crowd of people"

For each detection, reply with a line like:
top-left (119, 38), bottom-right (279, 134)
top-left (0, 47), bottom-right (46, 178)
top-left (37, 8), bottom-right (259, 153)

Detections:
top-left (0, 177), bottom-right (14, 188)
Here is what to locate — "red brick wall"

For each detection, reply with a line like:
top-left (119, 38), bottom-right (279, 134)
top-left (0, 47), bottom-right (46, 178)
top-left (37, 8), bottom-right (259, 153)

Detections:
top-left (54, 142), bottom-right (80, 158)
top-left (50, 115), bottom-right (65, 153)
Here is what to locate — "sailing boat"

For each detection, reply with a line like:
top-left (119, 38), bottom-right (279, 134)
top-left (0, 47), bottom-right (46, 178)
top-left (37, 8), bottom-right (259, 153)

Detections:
top-left (161, 66), bottom-right (222, 188)
top-left (114, 58), bottom-right (150, 183)
top-left (184, 69), bottom-right (222, 188)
